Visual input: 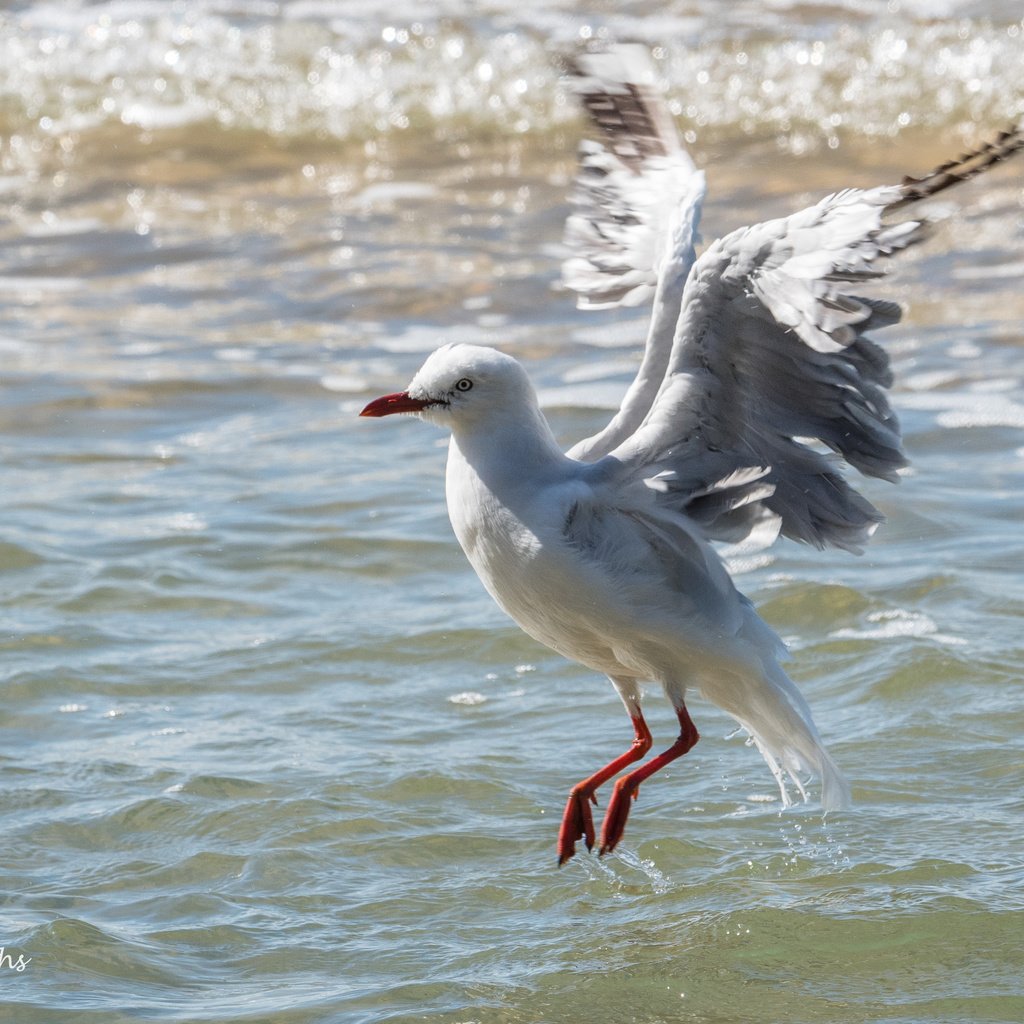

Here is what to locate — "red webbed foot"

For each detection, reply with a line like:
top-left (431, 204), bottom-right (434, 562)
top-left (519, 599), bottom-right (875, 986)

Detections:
top-left (598, 777), bottom-right (637, 856)
top-left (557, 786), bottom-right (597, 865)
top-left (597, 704), bottom-right (700, 858)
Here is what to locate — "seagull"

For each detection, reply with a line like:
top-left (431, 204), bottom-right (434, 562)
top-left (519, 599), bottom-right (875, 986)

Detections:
top-left (361, 46), bottom-right (1023, 864)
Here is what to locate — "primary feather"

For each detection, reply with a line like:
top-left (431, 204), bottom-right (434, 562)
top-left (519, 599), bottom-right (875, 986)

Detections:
top-left (562, 46), bottom-right (707, 463)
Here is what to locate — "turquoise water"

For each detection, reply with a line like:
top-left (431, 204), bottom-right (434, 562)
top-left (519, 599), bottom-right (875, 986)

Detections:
top-left (2, 2), bottom-right (1024, 1021)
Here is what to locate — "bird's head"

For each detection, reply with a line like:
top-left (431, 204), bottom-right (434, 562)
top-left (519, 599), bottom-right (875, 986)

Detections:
top-left (360, 344), bottom-right (537, 430)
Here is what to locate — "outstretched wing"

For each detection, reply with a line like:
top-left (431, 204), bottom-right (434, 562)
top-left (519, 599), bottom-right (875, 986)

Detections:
top-left (561, 45), bottom-right (707, 462)
top-left (600, 124), bottom-right (1024, 553)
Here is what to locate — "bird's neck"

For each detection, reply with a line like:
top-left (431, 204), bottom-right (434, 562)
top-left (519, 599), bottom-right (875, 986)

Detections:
top-left (447, 404), bottom-right (569, 504)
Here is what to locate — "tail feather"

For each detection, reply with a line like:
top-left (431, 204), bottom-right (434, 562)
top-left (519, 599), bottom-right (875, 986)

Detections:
top-left (741, 699), bottom-right (851, 811)
top-left (816, 744), bottom-right (853, 811)
top-left (706, 615), bottom-right (852, 810)
top-left (743, 657), bottom-right (852, 811)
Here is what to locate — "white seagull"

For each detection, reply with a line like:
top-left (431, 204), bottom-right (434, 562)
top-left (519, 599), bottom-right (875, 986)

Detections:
top-left (361, 47), bottom-right (1023, 864)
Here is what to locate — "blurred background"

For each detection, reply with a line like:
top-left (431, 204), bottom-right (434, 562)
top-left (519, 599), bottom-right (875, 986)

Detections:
top-left (1, 2), bottom-right (1023, 1022)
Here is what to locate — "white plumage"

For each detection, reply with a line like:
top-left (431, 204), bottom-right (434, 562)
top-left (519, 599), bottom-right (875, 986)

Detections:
top-left (361, 47), bottom-right (1023, 863)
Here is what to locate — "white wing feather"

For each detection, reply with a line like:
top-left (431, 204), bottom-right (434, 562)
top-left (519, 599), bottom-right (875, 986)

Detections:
top-left (561, 45), bottom-right (707, 462)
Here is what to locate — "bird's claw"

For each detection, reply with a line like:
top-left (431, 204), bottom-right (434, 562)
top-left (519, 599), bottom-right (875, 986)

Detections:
top-left (598, 779), bottom-right (637, 857)
top-left (557, 787), bottom-right (596, 865)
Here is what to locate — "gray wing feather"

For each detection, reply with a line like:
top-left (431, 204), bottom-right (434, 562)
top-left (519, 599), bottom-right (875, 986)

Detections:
top-left (603, 164), bottom-right (996, 551)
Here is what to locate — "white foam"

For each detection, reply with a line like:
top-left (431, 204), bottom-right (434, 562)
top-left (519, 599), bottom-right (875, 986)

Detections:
top-left (351, 182), bottom-right (439, 208)
top-left (0, 276), bottom-right (83, 292)
top-left (321, 374), bottom-right (370, 393)
top-left (952, 260), bottom-right (1024, 281)
top-left (897, 390), bottom-right (1024, 429)
top-left (830, 609), bottom-right (966, 646)
top-left (448, 691), bottom-right (487, 705)
top-left (561, 358), bottom-right (638, 384)
top-left (536, 383), bottom-right (627, 410)
top-left (119, 99), bottom-right (210, 130)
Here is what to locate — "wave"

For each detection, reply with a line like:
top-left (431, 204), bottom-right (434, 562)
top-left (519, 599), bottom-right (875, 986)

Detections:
top-left (2, 0), bottom-right (1022, 177)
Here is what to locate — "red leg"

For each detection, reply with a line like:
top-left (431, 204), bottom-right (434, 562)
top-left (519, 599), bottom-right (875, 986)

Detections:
top-left (599, 704), bottom-right (700, 857)
top-left (557, 711), bottom-right (653, 866)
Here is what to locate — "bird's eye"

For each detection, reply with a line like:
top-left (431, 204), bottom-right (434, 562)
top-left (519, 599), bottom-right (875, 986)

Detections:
top-left (454, 378), bottom-right (473, 392)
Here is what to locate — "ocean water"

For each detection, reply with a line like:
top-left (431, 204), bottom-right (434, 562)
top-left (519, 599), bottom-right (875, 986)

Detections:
top-left (2, 1), bottom-right (1023, 1022)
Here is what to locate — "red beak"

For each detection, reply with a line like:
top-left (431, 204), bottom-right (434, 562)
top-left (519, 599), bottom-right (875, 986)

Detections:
top-left (359, 391), bottom-right (431, 417)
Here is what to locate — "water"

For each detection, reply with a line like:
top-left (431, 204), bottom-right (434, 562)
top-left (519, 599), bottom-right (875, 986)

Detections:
top-left (2, 1), bottom-right (1023, 1021)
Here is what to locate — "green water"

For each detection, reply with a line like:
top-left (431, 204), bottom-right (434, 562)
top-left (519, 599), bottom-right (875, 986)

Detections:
top-left (2, 2), bottom-right (1024, 1021)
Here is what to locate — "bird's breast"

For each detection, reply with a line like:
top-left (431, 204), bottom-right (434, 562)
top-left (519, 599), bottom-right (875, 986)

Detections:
top-left (447, 445), bottom-right (587, 606)
top-left (445, 452), bottom-right (550, 597)
top-left (444, 444), bottom-right (674, 676)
